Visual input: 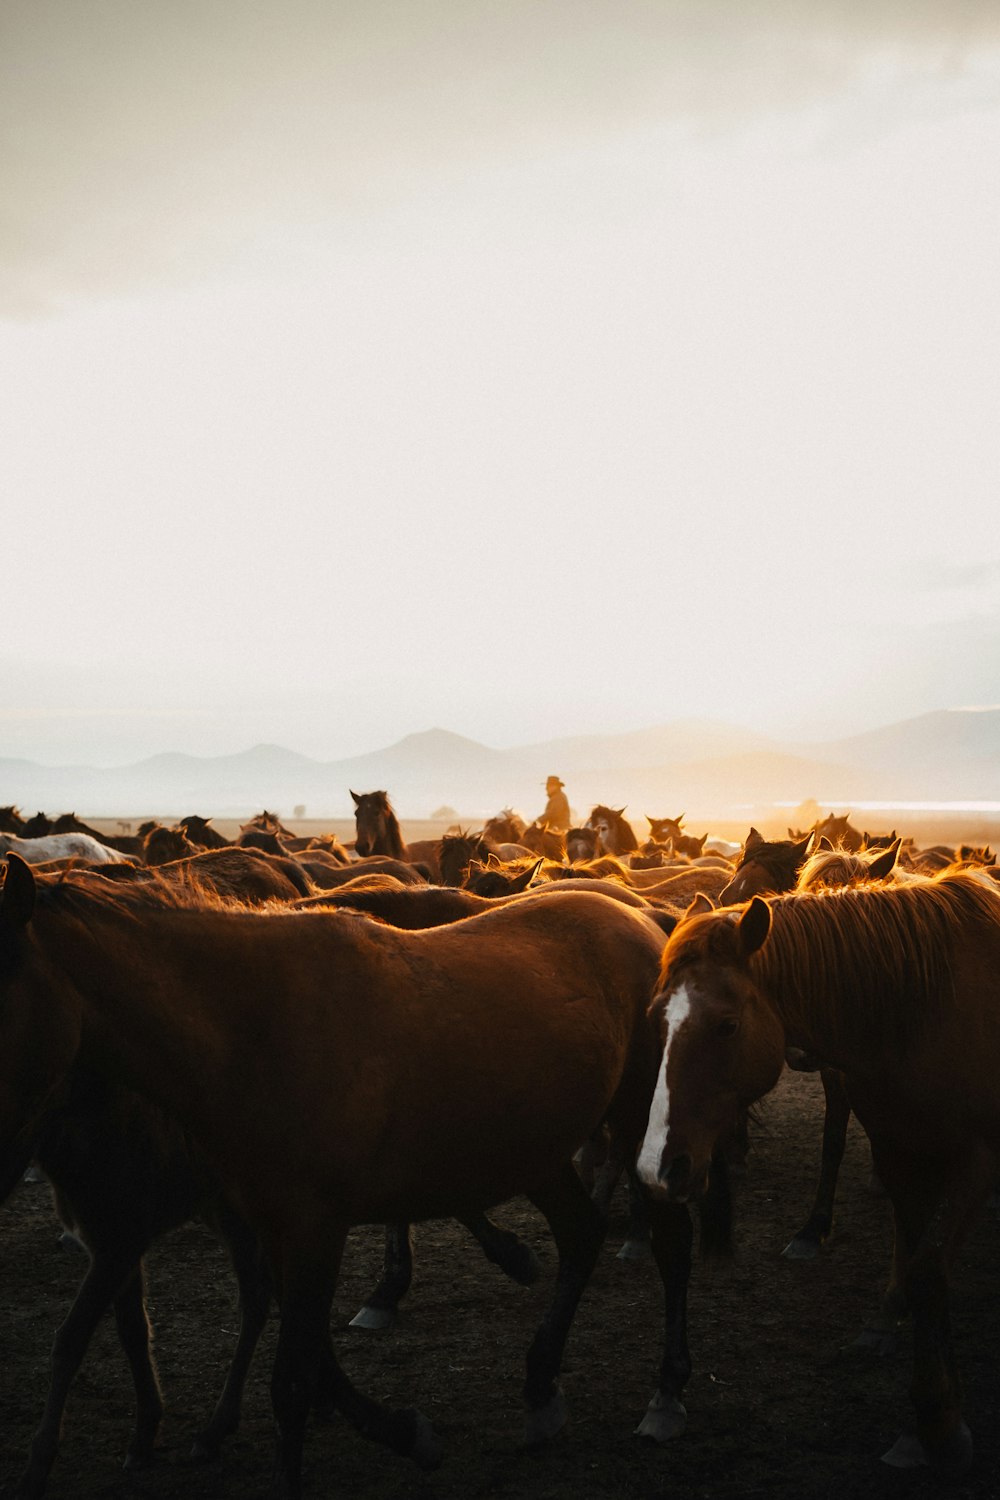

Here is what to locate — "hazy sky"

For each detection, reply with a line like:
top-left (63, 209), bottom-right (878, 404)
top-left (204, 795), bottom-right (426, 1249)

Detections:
top-left (3, 1), bottom-right (999, 765)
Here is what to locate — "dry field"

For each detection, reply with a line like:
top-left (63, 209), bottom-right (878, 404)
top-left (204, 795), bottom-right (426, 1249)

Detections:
top-left (2, 1069), bottom-right (998, 1500)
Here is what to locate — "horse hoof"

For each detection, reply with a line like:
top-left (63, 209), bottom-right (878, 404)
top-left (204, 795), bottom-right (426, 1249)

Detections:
top-left (882, 1432), bottom-right (929, 1468)
top-left (616, 1236), bottom-right (651, 1262)
top-left (781, 1235), bottom-right (821, 1261)
top-left (634, 1391), bottom-right (687, 1443)
top-left (406, 1411), bottom-right (444, 1470)
top-left (349, 1304), bottom-right (395, 1331)
top-left (505, 1244), bottom-right (543, 1286)
top-left (524, 1387), bottom-right (569, 1446)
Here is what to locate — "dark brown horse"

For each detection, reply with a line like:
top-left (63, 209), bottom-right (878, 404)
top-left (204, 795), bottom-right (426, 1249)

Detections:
top-left (0, 806), bottom-right (27, 835)
top-left (350, 789), bottom-right (441, 878)
top-left (178, 813), bottom-right (232, 849)
top-left (6, 1070), bottom-right (270, 1498)
top-left (1, 857), bottom-right (701, 1498)
top-left (718, 827), bottom-right (813, 906)
top-left (637, 872), bottom-right (1000, 1477)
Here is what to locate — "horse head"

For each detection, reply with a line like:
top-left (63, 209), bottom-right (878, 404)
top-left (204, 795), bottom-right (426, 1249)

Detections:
top-left (637, 896), bottom-right (784, 1204)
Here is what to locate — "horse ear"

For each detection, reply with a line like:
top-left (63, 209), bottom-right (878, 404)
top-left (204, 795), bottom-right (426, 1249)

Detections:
top-left (819, 836), bottom-right (834, 851)
top-left (685, 891), bottom-right (715, 917)
top-left (350, 790), bottom-right (360, 807)
top-left (793, 833), bottom-right (813, 860)
top-left (868, 839), bottom-right (901, 881)
top-left (508, 859), bottom-right (543, 894)
top-left (696, 834), bottom-right (707, 851)
top-left (737, 896), bottom-right (770, 956)
top-left (745, 827), bottom-right (763, 851)
top-left (1, 853), bottom-right (36, 929)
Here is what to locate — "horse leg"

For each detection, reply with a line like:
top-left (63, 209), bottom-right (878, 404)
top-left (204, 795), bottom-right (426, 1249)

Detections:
top-left (634, 1194), bottom-right (693, 1442)
top-left (270, 1234), bottom-right (441, 1499)
top-left (458, 1211), bottom-right (541, 1286)
top-left (589, 1136), bottom-right (650, 1260)
top-left (522, 1161), bottom-right (608, 1445)
top-left (15, 1252), bottom-right (160, 1500)
top-left (349, 1222), bottom-right (413, 1329)
top-left (782, 1067), bottom-right (850, 1259)
top-left (617, 1168), bottom-right (652, 1260)
top-left (192, 1209), bottom-right (273, 1459)
top-left (874, 1140), bottom-right (994, 1478)
top-left (113, 1264), bottom-right (168, 1468)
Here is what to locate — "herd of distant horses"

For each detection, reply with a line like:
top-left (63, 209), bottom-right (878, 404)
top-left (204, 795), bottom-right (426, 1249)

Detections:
top-left (0, 791), bottom-right (998, 1496)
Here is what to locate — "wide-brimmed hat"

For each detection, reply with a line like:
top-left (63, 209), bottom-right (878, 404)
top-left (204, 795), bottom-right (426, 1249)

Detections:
top-left (545, 776), bottom-right (565, 788)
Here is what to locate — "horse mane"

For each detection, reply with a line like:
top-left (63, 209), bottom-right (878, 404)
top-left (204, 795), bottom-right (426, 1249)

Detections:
top-left (757, 872), bottom-right (1000, 1055)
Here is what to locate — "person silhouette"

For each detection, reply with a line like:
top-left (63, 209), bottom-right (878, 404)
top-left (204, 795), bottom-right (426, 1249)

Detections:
top-left (539, 775), bottom-right (571, 833)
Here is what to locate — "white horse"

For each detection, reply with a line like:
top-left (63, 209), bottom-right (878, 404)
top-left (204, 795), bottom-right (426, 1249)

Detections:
top-left (0, 831), bottom-right (131, 865)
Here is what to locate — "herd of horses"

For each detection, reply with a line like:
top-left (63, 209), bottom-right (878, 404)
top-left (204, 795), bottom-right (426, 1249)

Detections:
top-left (1, 793), bottom-right (999, 1496)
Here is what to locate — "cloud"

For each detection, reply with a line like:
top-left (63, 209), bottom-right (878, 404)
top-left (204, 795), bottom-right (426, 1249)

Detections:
top-left (3, 0), bottom-right (1000, 312)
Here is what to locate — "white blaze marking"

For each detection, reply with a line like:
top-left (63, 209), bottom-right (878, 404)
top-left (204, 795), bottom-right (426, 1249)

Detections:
top-left (636, 983), bottom-right (693, 1188)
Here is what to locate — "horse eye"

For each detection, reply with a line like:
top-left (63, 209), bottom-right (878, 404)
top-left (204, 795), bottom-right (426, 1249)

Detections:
top-left (717, 1017), bottom-right (739, 1038)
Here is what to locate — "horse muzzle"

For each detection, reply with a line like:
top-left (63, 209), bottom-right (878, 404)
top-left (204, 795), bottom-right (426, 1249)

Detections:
top-left (641, 1151), bottom-right (710, 1204)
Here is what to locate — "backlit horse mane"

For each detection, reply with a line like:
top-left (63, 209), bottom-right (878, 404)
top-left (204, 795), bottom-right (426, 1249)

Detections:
top-left (795, 837), bottom-right (903, 892)
top-left (748, 873), bottom-right (999, 1055)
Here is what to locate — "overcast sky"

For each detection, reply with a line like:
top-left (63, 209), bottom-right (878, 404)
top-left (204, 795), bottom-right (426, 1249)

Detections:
top-left (3, 1), bottom-right (999, 765)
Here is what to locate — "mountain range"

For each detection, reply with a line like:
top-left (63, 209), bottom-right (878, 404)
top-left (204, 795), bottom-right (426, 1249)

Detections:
top-left (1, 709), bottom-right (997, 821)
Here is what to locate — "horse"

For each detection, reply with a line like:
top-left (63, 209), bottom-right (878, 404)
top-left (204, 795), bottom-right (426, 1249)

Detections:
top-left (646, 815), bottom-right (686, 846)
top-left (350, 789), bottom-right (441, 877)
top-left (812, 811), bottom-right (863, 852)
top-left (718, 828), bottom-right (892, 1258)
top-left (718, 828), bottom-right (813, 906)
top-left (437, 830), bottom-right (494, 887)
top-left (49, 813), bottom-right (141, 856)
top-left (587, 805), bottom-right (639, 856)
top-left (519, 821), bottom-right (567, 860)
top-left (636, 871), bottom-right (1000, 1477)
top-left (141, 824), bottom-right (200, 865)
top-left (0, 831), bottom-right (131, 865)
top-left (6, 1066), bottom-right (271, 1498)
top-left (482, 808), bottom-right (527, 844)
top-left (0, 856), bottom-right (705, 1498)
top-left (565, 826), bottom-right (600, 863)
top-left (0, 806), bottom-right (27, 835)
top-left (178, 813), bottom-right (231, 849)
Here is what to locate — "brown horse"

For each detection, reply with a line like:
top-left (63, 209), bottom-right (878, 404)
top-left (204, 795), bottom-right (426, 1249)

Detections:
top-left (646, 815), bottom-right (686, 846)
top-left (812, 811), bottom-right (863, 852)
top-left (350, 789), bottom-right (441, 877)
top-left (637, 872), bottom-right (1000, 1477)
top-left (482, 808), bottom-right (527, 844)
top-left (1, 856), bottom-right (702, 1497)
top-left (587, 805), bottom-right (639, 856)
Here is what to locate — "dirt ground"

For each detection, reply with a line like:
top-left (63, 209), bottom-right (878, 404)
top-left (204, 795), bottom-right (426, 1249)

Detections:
top-left (1, 1068), bottom-right (997, 1500)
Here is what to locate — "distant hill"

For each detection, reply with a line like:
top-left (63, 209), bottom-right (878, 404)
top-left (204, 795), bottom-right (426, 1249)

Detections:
top-left (0, 709), bottom-right (996, 820)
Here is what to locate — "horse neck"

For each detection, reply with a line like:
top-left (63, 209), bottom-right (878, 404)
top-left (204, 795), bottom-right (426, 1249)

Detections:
top-left (33, 902), bottom-right (239, 1138)
top-left (382, 813), bottom-right (406, 859)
